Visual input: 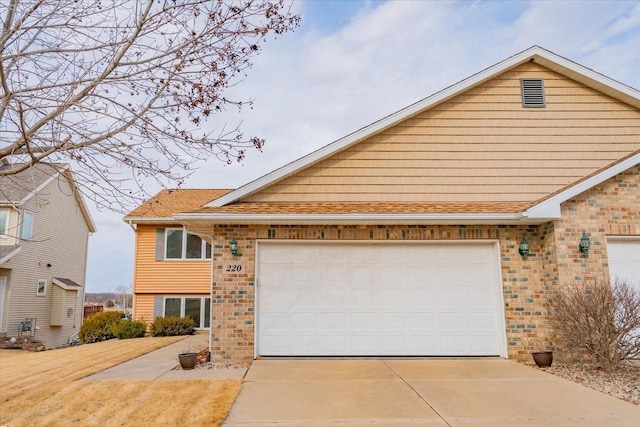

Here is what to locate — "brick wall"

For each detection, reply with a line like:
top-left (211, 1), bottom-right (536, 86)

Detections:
top-left (206, 165), bottom-right (639, 363)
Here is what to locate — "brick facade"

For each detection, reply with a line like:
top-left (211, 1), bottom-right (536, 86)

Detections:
top-left (201, 166), bottom-right (639, 363)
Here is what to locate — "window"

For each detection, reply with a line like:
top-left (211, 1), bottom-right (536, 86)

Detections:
top-left (36, 279), bottom-right (47, 296)
top-left (165, 229), bottom-right (211, 260)
top-left (163, 296), bottom-right (211, 328)
top-left (0, 209), bottom-right (8, 238)
top-left (22, 212), bottom-right (33, 239)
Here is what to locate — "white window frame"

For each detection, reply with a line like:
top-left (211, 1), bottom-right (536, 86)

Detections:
top-left (21, 211), bottom-right (33, 240)
top-left (164, 228), bottom-right (211, 260)
top-left (36, 279), bottom-right (47, 296)
top-left (162, 296), bottom-right (211, 329)
top-left (0, 208), bottom-right (9, 239)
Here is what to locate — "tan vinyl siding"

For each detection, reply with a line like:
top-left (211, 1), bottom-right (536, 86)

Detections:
top-left (246, 62), bottom-right (640, 203)
top-left (133, 293), bottom-right (155, 323)
top-left (133, 225), bottom-right (211, 295)
top-left (1, 176), bottom-right (89, 348)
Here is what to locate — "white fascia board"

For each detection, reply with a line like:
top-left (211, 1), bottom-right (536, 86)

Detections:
top-left (173, 212), bottom-right (534, 225)
top-left (19, 164), bottom-right (68, 204)
top-left (207, 46), bottom-right (551, 208)
top-left (525, 153), bottom-right (640, 220)
top-left (534, 53), bottom-right (640, 108)
top-left (0, 245), bottom-right (22, 266)
top-left (124, 217), bottom-right (177, 224)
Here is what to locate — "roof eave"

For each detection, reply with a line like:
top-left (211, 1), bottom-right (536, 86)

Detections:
top-left (124, 216), bottom-right (180, 224)
top-left (173, 212), bottom-right (546, 226)
top-left (0, 245), bottom-right (22, 266)
top-left (525, 153), bottom-right (640, 219)
top-left (206, 46), bottom-right (640, 208)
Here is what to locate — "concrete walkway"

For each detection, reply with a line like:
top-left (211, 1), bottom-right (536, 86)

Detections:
top-left (84, 333), bottom-right (247, 381)
top-left (224, 359), bottom-right (640, 426)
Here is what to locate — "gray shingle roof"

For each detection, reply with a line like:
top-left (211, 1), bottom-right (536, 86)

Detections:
top-left (0, 163), bottom-right (67, 203)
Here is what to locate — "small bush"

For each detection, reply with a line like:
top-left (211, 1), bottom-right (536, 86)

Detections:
top-left (150, 316), bottom-right (196, 336)
top-left (112, 319), bottom-right (147, 339)
top-left (79, 311), bottom-right (125, 343)
top-left (547, 279), bottom-right (640, 372)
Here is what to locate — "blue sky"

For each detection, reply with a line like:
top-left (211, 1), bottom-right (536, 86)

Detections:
top-left (85, 0), bottom-right (640, 292)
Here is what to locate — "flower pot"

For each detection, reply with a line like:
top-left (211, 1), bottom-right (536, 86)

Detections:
top-left (531, 351), bottom-right (553, 368)
top-left (178, 352), bottom-right (198, 370)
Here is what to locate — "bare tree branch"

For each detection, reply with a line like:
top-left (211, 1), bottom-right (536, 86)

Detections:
top-left (0, 0), bottom-right (300, 212)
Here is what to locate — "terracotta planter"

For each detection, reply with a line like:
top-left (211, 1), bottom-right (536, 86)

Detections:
top-left (531, 351), bottom-right (553, 368)
top-left (178, 352), bottom-right (198, 370)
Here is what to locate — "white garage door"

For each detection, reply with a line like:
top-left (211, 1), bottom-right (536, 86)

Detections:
top-left (607, 238), bottom-right (640, 288)
top-left (256, 242), bottom-right (505, 357)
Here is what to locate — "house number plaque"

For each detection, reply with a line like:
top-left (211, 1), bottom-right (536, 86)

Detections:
top-left (226, 265), bottom-right (242, 272)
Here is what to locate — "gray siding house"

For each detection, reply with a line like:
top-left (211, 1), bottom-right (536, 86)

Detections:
top-left (0, 163), bottom-right (96, 349)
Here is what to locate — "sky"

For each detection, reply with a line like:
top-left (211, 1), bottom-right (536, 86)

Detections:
top-left (85, 0), bottom-right (640, 292)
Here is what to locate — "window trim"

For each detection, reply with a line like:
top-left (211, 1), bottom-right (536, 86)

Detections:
top-left (36, 279), bottom-right (47, 296)
top-left (162, 296), bottom-right (211, 329)
top-left (21, 211), bottom-right (34, 240)
top-left (0, 208), bottom-right (9, 239)
top-left (164, 228), bottom-right (211, 260)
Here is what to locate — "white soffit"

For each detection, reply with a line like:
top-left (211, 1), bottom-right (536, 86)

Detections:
top-left (206, 46), bottom-right (640, 208)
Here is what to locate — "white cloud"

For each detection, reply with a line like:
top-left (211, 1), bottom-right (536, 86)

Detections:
top-left (85, 0), bottom-right (640, 292)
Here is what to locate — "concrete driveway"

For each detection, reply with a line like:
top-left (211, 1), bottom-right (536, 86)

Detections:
top-left (224, 359), bottom-right (640, 426)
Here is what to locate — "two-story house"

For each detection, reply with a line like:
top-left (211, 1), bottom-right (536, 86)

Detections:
top-left (126, 46), bottom-right (639, 363)
top-left (0, 162), bottom-right (96, 349)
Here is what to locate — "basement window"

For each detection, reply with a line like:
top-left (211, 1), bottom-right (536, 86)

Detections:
top-left (521, 79), bottom-right (545, 108)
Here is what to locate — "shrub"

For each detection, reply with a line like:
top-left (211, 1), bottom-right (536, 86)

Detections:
top-left (79, 311), bottom-right (125, 343)
top-left (547, 279), bottom-right (640, 371)
top-left (150, 316), bottom-right (196, 336)
top-left (112, 319), bottom-right (147, 339)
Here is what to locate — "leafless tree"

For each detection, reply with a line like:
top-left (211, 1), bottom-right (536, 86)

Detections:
top-left (115, 284), bottom-right (131, 311)
top-left (547, 279), bottom-right (640, 371)
top-left (0, 0), bottom-right (300, 211)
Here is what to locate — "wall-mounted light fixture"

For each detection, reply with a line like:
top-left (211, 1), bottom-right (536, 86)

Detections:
top-left (518, 236), bottom-right (530, 259)
top-left (229, 237), bottom-right (241, 256)
top-left (578, 232), bottom-right (591, 255)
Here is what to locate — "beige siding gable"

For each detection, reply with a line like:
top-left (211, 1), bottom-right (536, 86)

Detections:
top-left (246, 62), bottom-right (640, 203)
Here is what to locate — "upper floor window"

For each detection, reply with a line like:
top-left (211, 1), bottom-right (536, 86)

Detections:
top-left (165, 229), bottom-right (211, 260)
top-left (21, 211), bottom-right (33, 240)
top-left (0, 209), bottom-right (8, 238)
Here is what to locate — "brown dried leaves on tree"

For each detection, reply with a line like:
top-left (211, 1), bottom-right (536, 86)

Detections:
top-left (0, 0), bottom-right (300, 211)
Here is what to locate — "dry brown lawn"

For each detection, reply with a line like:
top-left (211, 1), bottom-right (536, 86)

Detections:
top-left (0, 337), bottom-right (242, 426)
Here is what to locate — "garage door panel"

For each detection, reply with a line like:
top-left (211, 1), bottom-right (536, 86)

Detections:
top-left (438, 289), bottom-right (466, 306)
top-left (607, 239), bottom-right (640, 288)
top-left (408, 289), bottom-right (436, 308)
top-left (410, 313), bottom-right (436, 329)
top-left (257, 242), bottom-right (504, 356)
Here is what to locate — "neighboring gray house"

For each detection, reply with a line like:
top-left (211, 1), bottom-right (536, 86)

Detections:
top-left (0, 162), bottom-right (96, 349)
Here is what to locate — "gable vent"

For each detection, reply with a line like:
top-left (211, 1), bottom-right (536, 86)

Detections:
top-left (521, 79), bottom-right (545, 108)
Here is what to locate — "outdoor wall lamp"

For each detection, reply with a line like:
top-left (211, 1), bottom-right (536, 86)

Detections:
top-left (229, 237), bottom-right (241, 256)
top-left (578, 232), bottom-right (591, 255)
top-left (518, 236), bottom-right (530, 259)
